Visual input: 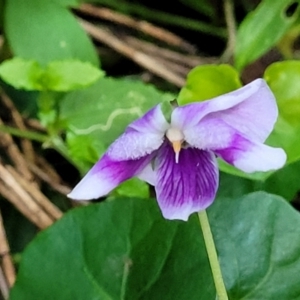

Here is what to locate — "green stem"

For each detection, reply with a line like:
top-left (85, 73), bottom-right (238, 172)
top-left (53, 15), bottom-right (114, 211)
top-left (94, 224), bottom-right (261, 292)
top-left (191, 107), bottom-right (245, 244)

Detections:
top-left (0, 125), bottom-right (48, 143)
top-left (198, 210), bottom-right (228, 300)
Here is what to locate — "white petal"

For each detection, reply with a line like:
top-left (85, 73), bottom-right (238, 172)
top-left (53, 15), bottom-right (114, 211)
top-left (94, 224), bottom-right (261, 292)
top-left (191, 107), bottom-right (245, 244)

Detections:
top-left (108, 105), bottom-right (169, 160)
top-left (68, 153), bottom-right (153, 200)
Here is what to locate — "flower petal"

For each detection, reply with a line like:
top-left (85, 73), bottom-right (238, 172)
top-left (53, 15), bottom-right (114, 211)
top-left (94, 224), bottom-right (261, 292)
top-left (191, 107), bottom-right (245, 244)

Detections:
top-left (136, 162), bottom-right (156, 185)
top-left (181, 118), bottom-right (286, 173)
top-left (108, 104), bottom-right (169, 160)
top-left (68, 153), bottom-right (154, 200)
top-left (215, 137), bottom-right (287, 173)
top-left (172, 79), bottom-right (277, 142)
top-left (155, 143), bottom-right (219, 221)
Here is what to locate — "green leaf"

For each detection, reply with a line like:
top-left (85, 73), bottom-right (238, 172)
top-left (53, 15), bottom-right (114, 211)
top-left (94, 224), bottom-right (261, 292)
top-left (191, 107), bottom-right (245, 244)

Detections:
top-left (10, 198), bottom-right (214, 300)
top-left (45, 60), bottom-right (104, 91)
top-left (66, 132), bottom-right (105, 173)
top-left (60, 77), bottom-right (174, 172)
top-left (235, 0), bottom-right (300, 70)
top-left (10, 193), bottom-right (300, 299)
top-left (264, 60), bottom-right (300, 163)
top-left (110, 178), bottom-right (150, 199)
top-left (260, 160), bottom-right (300, 201)
top-left (4, 0), bottom-right (99, 66)
top-left (210, 191), bottom-right (300, 299)
top-left (0, 58), bottom-right (44, 90)
top-left (51, 0), bottom-right (80, 7)
top-left (218, 161), bottom-right (300, 201)
top-left (177, 64), bottom-right (242, 105)
top-left (217, 172), bottom-right (255, 199)
top-left (0, 58), bottom-right (103, 91)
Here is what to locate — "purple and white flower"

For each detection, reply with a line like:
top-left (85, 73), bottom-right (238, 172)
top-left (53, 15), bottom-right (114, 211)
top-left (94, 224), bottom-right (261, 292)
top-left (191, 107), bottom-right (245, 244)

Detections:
top-left (68, 79), bottom-right (286, 221)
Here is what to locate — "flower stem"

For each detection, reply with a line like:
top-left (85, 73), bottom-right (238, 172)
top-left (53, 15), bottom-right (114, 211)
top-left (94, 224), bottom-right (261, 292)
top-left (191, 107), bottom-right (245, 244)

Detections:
top-left (198, 210), bottom-right (228, 300)
top-left (0, 125), bottom-right (48, 143)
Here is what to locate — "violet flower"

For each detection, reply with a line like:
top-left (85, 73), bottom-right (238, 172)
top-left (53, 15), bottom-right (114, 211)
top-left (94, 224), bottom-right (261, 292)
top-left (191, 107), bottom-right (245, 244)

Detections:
top-left (68, 79), bottom-right (286, 221)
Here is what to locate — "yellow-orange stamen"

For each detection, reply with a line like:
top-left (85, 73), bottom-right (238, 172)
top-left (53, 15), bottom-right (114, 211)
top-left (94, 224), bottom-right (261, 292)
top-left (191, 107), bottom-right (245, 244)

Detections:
top-left (172, 140), bottom-right (182, 163)
top-left (166, 127), bottom-right (184, 163)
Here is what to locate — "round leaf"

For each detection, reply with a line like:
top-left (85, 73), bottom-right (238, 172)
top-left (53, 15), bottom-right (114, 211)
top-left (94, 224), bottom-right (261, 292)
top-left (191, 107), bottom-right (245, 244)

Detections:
top-left (210, 191), bottom-right (300, 299)
top-left (264, 60), bottom-right (300, 163)
top-left (0, 58), bottom-right (44, 90)
top-left (10, 192), bottom-right (300, 299)
top-left (177, 64), bottom-right (242, 105)
top-left (10, 198), bottom-right (214, 300)
top-left (45, 60), bottom-right (104, 91)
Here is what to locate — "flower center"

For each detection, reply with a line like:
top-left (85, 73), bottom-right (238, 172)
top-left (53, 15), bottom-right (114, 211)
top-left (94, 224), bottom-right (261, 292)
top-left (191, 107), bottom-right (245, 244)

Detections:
top-left (166, 127), bottom-right (184, 163)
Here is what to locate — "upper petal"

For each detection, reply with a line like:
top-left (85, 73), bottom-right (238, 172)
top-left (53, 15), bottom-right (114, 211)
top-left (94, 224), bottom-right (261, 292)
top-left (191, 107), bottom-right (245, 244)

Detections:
top-left (172, 79), bottom-right (277, 143)
top-left (68, 153), bottom-right (154, 200)
top-left (108, 104), bottom-right (169, 161)
top-left (155, 143), bottom-right (219, 221)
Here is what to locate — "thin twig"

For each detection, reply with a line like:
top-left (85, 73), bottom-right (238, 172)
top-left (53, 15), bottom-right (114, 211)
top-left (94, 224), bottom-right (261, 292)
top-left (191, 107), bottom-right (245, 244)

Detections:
top-left (0, 209), bottom-right (16, 288)
top-left (124, 36), bottom-right (217, 67)
top-left (7, 166), bottom-right (63, 220)
top-left (0, 164), bottom-right (54, 229)
top-left (28, 163), bottom-right (71, 195)
top-left (1, 93), bottom-right (36, 163)
top-left (221, 0), bottom-right (236, 63)
top-left (0, 118), bottom-right (37, 186)
top-left (0, 266), bottom-right (9, 300)
top-left (86, 1), bottom-right (227, 38)
top-left (25, 118), bottom-right (46, 133)
top-left (79, 19), bottom-right (185, 87)
top-left (0, 35), bottom-right (3, 52)
top-left (78, 3), bottom-right (196, 53)
top-left (35, 155), bottom-right (63, 184)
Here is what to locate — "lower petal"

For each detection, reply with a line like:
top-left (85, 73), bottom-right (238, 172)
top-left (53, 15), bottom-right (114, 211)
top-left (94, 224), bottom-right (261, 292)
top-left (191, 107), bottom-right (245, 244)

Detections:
top-left (215, 136), bottom-right (287, 173)
top-left (155, 144), bottom-right (219, 221)
top-left (68, 153), bottom-right (154, 200)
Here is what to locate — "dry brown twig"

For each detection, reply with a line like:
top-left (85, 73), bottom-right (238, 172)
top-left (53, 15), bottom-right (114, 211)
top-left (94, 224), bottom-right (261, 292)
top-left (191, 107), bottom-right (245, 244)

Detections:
top-left (79, 19), bottom-right (186, 87)
top-left (28, 162), bottom-right (71, 195)
top-left (0, 209), bottom-right (16, 289)
top-left (7, 166), bottom-right (63, 220)
top-left (0, 116), bottom-right (37, 187)
top-left (0, 265), bottom-right (9, 300)
top-left (1, 93), bottom-right (36, 163)
top-left (0, 163), bottom-right (55, 229)
top-left (78, 3), bottom-right (196, 53)
top-left (124, 36), bottom-right (217, 68)
top-left (0, 93), bottom-right (70, 195)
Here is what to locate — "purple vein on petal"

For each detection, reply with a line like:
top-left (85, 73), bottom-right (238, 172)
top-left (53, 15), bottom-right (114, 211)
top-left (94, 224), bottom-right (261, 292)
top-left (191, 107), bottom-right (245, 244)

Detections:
top-left (155, 143), bottom-right (219, 221)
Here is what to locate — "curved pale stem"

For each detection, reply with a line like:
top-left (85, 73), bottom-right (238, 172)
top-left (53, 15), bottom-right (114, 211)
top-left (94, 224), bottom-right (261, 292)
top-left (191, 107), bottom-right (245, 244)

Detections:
top-left (198, 210), bottom-right (228, 300)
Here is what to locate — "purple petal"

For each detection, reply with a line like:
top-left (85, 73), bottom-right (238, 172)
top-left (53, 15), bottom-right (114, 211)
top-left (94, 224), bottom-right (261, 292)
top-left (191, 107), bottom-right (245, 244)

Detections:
top-left (172, 79), bottom-right (277, 142)
top-left (181, 118), bottom-right (286, 173)
top-left (108, 104), bottom-right (169, 161)
top-left (68, 153), bottom-right (154, 200)
top-left (155, 143), bottom-right (219, 221)
top-left (215, 136), bottom-right (286, 173)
